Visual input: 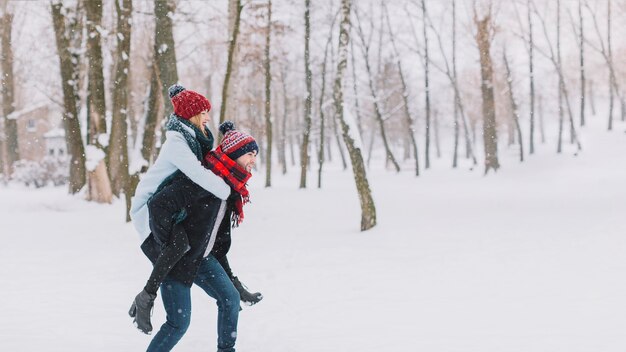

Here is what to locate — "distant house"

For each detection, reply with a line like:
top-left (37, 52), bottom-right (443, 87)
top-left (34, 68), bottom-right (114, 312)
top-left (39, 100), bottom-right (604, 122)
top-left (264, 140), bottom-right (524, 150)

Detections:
top-left (43, 128), bottom-right (66, 158)
top-left (9, 104), bottom-right (61, 162)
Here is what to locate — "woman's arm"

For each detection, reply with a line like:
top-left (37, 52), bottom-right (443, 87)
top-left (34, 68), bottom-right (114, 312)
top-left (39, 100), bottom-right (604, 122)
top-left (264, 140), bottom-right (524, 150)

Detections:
top-left (161, 131), bottom-right (231, 200)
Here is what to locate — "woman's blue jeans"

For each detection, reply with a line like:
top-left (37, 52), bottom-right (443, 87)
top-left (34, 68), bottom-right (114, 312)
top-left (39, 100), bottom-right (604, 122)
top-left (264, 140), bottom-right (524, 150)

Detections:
top-left (147, 255), bottom-right (240, 352)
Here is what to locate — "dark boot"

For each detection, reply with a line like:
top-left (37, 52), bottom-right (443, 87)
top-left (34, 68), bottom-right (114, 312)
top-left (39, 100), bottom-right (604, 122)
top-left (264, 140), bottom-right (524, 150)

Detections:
top-left (129, 289), bottom-right (157, 334)
top-left (232, 277), bottom-right (263, 306)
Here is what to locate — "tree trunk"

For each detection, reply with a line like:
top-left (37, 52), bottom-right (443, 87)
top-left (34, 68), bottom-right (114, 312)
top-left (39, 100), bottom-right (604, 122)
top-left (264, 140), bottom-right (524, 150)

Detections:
top-left (300, 0), bottom-right (312, 188)
top-left (317, 12), bottom-right (336, 188)
top-left (279, 69), bottom-right (288, 175)
top-left (421, 0), bottom-right (431, 169)
top-left (538, 94), bottom-right (546, 143)
top-left (0, 5), bottom-right (18, 176)
top-left (264, 0), bottom-right (272, 188)
top-left (51, 2), bottom-right (87, 194)
top-left (578, 0), bottom-right (585, 127)
top-left (503, 51), bottom-right (524, 162)
top-left (332, 111), bottom-right (347, 170)
top-left (219, 0), bottom-right (243, 125)
top-left (424, 3), bottom-right (477, 167)
top-left (555, 0), bottom-right (564, 153)
top-left (349, 36), bottom-right (363, 137)
top-left (452, 0), bottom-right (459, 168)
top-left (383, 3), bottom-right (419, 176)
top-left (141, 63), bottom-right (162, 165)
top-left (85, 0), bottom-right (112, 203)
top-left (588, 80), bottom-right (596, 115)
top-left (334, 0), bottom-right (376, 231)
top-left (433, 110), bottom-right (441, 158)
top-left (528, 0), bottom-right (535, 154)
top-left (109, 0), bottom-right (132, 198)
top-left (154, 0), bottom-right (179, 119)
top-left (475, 13), bottom-right (499, 174)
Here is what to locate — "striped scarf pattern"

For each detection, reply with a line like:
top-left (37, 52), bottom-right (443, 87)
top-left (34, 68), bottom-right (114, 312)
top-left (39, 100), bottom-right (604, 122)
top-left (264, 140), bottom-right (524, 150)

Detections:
top-left (204, 146), bottom-right (251, 227)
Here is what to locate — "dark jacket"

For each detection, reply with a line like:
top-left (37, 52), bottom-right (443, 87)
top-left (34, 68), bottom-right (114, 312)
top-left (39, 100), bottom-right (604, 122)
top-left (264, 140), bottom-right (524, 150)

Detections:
top-left (141, 189), bottom-right (239, 286)
top-left (141, 192), bottom-right (224, 286)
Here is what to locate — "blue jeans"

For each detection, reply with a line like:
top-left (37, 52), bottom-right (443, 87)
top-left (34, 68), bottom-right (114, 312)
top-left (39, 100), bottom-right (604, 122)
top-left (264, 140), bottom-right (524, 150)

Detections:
top-left (147, 255), bottom-right (240, 352)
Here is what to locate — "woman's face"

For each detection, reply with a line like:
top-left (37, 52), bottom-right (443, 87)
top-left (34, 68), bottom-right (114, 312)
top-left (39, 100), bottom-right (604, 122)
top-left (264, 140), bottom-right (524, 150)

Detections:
top-left (190, 110), bottom-right (210, 130)
top-left (235, 151), bottom-right (257, 173)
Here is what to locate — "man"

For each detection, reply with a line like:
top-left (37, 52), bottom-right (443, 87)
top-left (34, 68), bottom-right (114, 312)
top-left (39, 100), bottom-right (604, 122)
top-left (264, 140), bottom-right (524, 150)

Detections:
top-left (134, 119), bottom-right (262, 352)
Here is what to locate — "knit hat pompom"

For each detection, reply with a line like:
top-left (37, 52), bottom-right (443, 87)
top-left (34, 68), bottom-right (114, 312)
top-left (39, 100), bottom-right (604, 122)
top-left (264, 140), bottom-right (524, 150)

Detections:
top-left (219, 121), bottom-right (236, 136)
top-left (168, 84), bottom-right (211, 120)
top-left (168, 84), bottom-right (186, 99)
top-left (218, 122), bottom-right (259, 161)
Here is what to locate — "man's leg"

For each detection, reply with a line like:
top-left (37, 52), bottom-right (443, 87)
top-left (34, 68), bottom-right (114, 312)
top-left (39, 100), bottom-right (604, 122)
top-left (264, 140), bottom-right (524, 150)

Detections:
top-left (194, 255), bottom-right (240, 352)
top-left (147, 279), bottom-right (192, 352)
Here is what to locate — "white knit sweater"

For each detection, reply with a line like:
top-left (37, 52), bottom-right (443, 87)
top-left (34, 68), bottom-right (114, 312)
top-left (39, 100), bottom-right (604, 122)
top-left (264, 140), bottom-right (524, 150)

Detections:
top-left (130, 124), bottom-right (230, 241)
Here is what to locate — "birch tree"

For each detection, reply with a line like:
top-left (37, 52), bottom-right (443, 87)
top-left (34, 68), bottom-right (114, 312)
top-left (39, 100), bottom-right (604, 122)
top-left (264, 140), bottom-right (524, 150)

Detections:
top-left (334, 0), bottom-right (376, 231)
top-left (300, 0), bottom-right (312, 188)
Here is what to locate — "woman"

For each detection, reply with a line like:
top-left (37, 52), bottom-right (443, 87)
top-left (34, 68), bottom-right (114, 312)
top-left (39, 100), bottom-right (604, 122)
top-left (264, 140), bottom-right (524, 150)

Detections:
top-left (129, 84), bottom-right (230, 332)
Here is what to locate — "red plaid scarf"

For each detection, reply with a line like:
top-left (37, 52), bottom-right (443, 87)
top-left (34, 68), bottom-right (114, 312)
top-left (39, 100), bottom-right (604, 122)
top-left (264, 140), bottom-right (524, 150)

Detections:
top-left (204, 146), bottom-right (251, 227)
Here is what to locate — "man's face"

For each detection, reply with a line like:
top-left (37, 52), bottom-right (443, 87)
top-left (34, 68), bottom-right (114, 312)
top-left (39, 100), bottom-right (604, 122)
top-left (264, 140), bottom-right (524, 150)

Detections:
top-left (235, 151), bottom-right (257, 173)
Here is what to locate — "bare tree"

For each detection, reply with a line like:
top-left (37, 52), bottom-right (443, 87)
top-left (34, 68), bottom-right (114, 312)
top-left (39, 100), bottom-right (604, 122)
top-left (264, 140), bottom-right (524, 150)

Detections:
top-left (419, 3), bottom-right (477, 167)
top-left (318, 8), bottom-right (338, 188)
top-left (278, 66), bottom-right (288, 175)
top-left (421, 0), bottom-right (431, 169)
top-left (264, 0), bottom-right (272, 187)
top-left (474, 9), bottom-right (499, 174)
top-left (578, 0), bottom-right (586, 127)
top-left (532, 0), bottom-right (582, 153)
top-left (219, 0), bottom-right (243, 124)
top-left (109, 0), bottom-right (132, 199)
top-left (110, 0), bottom-right (134, 219)
top-left (334, 0), bottom-right (376, 231)
top-left (0, 1), bottom-right (17, 177)
top-left (353, 7), bottom-right (400, 172)
top-left (154, 0), bottom-right (179, 127)
top-left (300, 0), bottom-right (312, 188)
top-left (382, 3), bottom-right (419, 176)
top-left (51, 1), bottom-right (86, 194)
top-left (503, 50), bottom-right (524, 162)
top-left (452, 0), bottom-right (460, 167)
top-left (141, 63), bottom-right (162, 165)
top-left (584, 0), bottom-right (624, 130)
top-left (85, 0), bottom-right (113, 203)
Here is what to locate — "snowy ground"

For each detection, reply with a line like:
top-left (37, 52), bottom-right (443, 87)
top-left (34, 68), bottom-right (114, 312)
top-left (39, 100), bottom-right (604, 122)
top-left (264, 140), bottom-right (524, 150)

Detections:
top-left (1, 121), bottom-right (626, 352)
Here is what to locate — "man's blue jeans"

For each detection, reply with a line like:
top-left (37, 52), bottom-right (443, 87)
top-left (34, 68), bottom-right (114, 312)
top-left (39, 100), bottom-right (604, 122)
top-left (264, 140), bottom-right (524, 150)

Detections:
top-left (147, 255), bottom-right (240, 352)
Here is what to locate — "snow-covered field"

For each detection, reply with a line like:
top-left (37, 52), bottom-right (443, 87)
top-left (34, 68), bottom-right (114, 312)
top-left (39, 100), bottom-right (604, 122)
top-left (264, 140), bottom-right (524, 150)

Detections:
top-left (1, 121), bottom-right (626, 352)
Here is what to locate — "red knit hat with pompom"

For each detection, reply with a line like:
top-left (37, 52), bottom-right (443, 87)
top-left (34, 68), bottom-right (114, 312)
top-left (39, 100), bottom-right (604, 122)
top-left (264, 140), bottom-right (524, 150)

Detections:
top-left (168, 84), bottom-right (211, 120)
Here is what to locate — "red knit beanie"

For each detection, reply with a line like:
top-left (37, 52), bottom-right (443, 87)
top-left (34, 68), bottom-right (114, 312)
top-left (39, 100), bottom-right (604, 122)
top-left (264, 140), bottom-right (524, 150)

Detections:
top-left (219, 121), bottom-right (259, 160)
top-left (168, 84), bottom-right (212, 120)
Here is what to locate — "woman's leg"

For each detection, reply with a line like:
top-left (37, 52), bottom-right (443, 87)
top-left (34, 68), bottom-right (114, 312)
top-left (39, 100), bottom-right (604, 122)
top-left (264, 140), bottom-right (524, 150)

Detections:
top-left (147, 279), bottom-right (192, 352)
top-left (194, 255), bottom-right (240, 352)
top-left (143, 223), bottom-right (190, 295)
